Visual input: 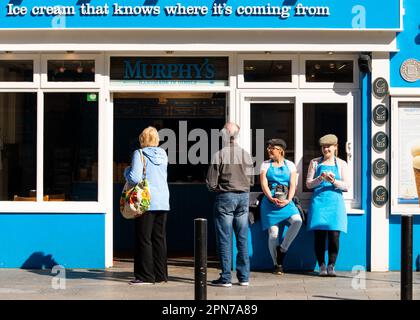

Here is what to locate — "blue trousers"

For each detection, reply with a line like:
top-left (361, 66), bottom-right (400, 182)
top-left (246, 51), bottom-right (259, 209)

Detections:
top-left (214, 192), bottom-right (250, 283)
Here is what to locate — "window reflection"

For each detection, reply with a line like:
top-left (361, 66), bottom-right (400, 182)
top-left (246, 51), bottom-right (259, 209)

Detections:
top-left (48, 60), bottom-right (95, 82)
top-left (0, 60), bottom-right (33, 82)
top-left (306, 60), bottom-right (353, 83)
top-left (244, 60), bottom-right (292, 82)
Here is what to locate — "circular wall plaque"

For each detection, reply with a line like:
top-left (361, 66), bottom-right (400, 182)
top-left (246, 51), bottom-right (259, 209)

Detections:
top-left (372, 131), bottom-right (389, 153)
top-left (373, 77), bottom-right (389, 98)
top-left (372, 104), bottom-right (388, 126)
top-left (372, 186), bottom-right (388, 207)
top-left (372, 158), bottom-right (388, 179)
top-left (400, 58), bottom-right (420, 83)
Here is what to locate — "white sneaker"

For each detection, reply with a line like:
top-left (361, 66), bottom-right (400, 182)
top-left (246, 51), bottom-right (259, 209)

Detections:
top-left (238, 281), bottom-right (249, 286)
top-left (319, 264), bottom-right (328, 277)
top-left (129, 279), bottom-right (154, 285)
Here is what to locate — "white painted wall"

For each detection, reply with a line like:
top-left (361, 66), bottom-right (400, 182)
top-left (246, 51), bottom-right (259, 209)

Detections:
top-left (370, 52), bottom-right (390, 271)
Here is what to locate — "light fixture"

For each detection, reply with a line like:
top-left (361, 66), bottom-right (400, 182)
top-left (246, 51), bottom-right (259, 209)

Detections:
top-left (244, 66), bottom-right (256, 71)
top-left (327, 51), bottom-right (334, 55)
top-left (4, 51), bottom-right (12, 54)
top-left (264, 51), bottom-right (271, 54)
top-left (58, 62), bottom-right (66, 73)
top-left (76, 62), bottom-right (83, 73)
top-left (165, 51), bottom-right (174, 54)
top-left (66, 50), bottom-right (74, 54)
top-left (337, 63), bottom-right (346, 71)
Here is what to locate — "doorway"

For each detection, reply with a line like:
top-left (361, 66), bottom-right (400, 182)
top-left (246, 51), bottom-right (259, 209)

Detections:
top-left (112, 92), bottom-right (226, 260)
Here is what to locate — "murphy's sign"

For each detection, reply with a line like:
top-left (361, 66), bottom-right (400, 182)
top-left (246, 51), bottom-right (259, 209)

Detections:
top-left (110, 57), bottom-right (228, 84)
top-left (0, 0), bottom-right (402, 30)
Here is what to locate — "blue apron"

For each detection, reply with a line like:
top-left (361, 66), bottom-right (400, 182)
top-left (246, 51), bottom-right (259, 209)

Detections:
top-left (260, 161), bottom-right (300, 230)
top-left (307, 158), bottom-right (347, 233)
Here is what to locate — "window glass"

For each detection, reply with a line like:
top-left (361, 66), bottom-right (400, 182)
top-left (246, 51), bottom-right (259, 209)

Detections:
top-left (306, 60), bottom-right (353, 83)
top-left (114, 92), bottom-right (226, 183)
top-left (244, 60), bottom-right (292, 82)
top-left (251, 103), bottom-right (295, 185)
top-left (0, 60), bottom-right (33, 82)
top-left (44, 93), bottom-right (98, 201)
top-left (397, 102), bottom-right (420, 204)
top-left (0, 93), bottom-right (37, 201)
top-left (47, 60), bottom-right (95, 82)
top-left (303, 103), bottom-right (347, 192)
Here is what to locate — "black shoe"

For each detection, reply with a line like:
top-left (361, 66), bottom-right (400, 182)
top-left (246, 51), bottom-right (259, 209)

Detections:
top-left (276, 246), bottom-right (286, 266)
top-left (210, 278), bottom-right (232, 287)
top-left (273, 265), bottom-right (283, 275)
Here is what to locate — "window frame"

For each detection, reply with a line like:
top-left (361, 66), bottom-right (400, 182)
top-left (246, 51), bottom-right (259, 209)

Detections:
top-left (41, 54), bottom-right (103, 89)
top-left (237, 54), bottom-right (298, 89)
top-left (390, 96), bottom-right (420, 215)
top-left (299, 54), bottom-right (359, 89)
top-left (238, 89), bottom-right (362, 213)
top-left (0, 54), bottom-right (40, 88)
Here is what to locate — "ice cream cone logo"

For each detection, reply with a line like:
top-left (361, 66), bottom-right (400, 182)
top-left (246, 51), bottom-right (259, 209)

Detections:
top-left (411, 143), bottom-right (420, 205)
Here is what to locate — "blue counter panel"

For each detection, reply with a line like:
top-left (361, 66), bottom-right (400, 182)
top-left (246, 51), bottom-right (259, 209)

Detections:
top-left (389, 215), bottom-right (420, 271)
top-left (234, 214), bottom-right (367, 272)
top-left (0, 214), bottom-right (105, 269)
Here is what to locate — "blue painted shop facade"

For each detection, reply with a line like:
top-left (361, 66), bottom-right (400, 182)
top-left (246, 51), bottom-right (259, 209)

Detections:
top-left (0, 0), bottom-right (418, 271)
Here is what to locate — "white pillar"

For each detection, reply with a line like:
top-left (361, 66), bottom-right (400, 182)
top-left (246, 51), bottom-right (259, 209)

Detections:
top-left (370, 52), bottom-right (390, 271)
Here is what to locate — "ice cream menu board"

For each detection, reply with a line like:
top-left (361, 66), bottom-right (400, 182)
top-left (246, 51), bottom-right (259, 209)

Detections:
top-left (398, 103), bottom-right (420, 204)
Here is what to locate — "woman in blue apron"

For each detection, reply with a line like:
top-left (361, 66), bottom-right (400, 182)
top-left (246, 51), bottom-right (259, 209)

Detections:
top-left (260, 139), bottom-right (302, 275)
top-left (306, 134), bottom-right (349, 277)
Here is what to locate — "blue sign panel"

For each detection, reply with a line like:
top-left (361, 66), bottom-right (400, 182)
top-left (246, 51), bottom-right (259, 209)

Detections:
top-left (0, 0), bottom-right (401, 29)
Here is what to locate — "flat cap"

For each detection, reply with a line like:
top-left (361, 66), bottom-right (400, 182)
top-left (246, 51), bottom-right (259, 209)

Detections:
top-left (267, 138), bottom-right (287, 150)
top-left (319, 134), bottom-right (338, 145)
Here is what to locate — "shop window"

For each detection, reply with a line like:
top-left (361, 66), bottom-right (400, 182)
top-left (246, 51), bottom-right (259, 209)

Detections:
top-left (244, 60), bottom-right (292, 83)
top-left (238, 54), bottom-right (298, 88)
top-left (113, 92), bottom-right (226, 183)
top-left (44, 93), bottom-right (98, 201)
top-left (391, 100), bottom-right (420, 213)
top-left (47, 60), bottom-right (95, 82)
top-left (302, 103), bottom-right (347, 192)
top-left (305, 60), bottom-right (353, 83)
top-left (0, 60), bottom-right (33, 82)
top-left (0, 93), bottom-right (37, 201)
top-left (251, 102), bottom-right (295, 185)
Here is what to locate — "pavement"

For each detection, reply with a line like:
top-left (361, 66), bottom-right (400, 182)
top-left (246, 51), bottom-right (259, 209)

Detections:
top-left (0, 258), bottom-right (419, 300)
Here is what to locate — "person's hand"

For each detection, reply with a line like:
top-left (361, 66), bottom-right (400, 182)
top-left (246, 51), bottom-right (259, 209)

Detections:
top-left (325, 172), bottom-right (335, 183)
top-left (278, 199), bottom-right (290, 207)
top-left (270, 197), bottom-right (282, 207)
top-left (319, 172), bottom-right (328, 180)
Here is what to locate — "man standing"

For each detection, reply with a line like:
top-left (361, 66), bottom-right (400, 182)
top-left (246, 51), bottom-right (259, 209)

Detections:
top-left (206, 122), bottom-right (254, 287)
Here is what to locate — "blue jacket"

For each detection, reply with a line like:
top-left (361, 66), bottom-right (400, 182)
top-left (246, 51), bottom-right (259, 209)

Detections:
top-left (124, 147), bottom-right (170, 211)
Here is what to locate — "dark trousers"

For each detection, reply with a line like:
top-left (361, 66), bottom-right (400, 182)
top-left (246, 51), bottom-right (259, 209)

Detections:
top-left (314, 230), bottom-right (340, 266)
top-left (134, 211), bottom-right (168, 283)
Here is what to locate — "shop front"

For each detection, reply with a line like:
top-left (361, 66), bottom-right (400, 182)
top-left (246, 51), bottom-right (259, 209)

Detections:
top-left (0, 0), bottom-right (418, 271)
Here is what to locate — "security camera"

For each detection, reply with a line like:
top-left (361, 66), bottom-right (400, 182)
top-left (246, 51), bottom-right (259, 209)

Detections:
top-left (358, 53), bottom-right (372, 73)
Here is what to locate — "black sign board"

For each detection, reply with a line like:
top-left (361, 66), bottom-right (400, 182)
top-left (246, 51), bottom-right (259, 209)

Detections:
top-left (372, 158), bottom-right (389, 179)
top-left (372, 104), bottom-right (388, 126)
top-left (372, 186), bottom-right (388, 207)
top-left (372, 131), bottom-right (389, 153)
top-left (373, 77), bottom-right (389, 98)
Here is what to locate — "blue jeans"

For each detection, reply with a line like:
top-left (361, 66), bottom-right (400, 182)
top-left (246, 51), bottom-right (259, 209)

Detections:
top-left (214, 192), bottom-right (250, 283)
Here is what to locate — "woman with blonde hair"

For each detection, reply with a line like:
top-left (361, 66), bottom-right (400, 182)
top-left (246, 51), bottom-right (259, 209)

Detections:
top-left (124, 126), bottom-right (170, 285)
top-left (306, 134), bottom-right (349, 277)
